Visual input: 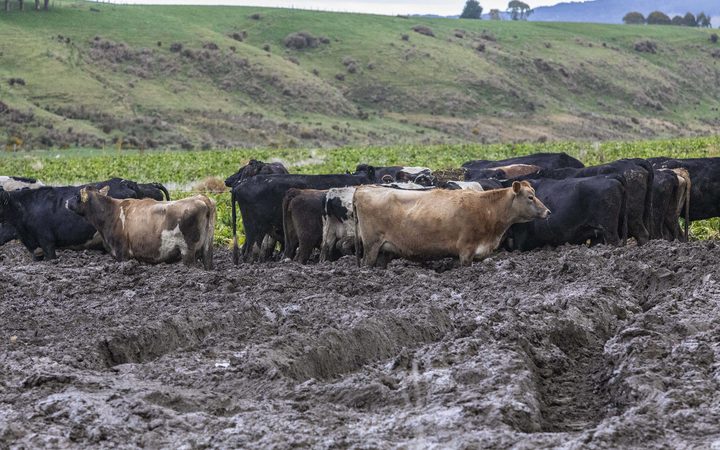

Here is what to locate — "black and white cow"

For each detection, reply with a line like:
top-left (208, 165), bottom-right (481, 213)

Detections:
top-left (354, 164), bottom-right (433, 184)
top-left (0, 176), bottom-right (45, 191)
top-left (463, 152), bottom-right (584, 175)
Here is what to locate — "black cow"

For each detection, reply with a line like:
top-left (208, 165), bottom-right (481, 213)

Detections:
top-left (648, 157), bottom-right (720, 221)
top-left (231, 172), bottom-right (375, 264)
top-left (225, 159), bottom-right (289, 188)
top-left (0, 179), bottom-right (169, 260)
top-left (506, 175), bottom-right (626, 251)
top-left (508, 159), bottom-right (653, 245)
top-left (649, 170), bottom-right (681, 241)
top-left (463, 152), bottom-right (584, 172)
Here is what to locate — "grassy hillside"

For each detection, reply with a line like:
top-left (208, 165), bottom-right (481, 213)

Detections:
top-left (1, 1), bottom-right (720, 150)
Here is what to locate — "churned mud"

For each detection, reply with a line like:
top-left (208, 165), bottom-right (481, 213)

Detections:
top-left (2, 240), bottom-right (720, 448)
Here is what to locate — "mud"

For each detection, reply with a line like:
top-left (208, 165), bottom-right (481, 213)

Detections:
top-left (2, 240), bottom-right (720, 448)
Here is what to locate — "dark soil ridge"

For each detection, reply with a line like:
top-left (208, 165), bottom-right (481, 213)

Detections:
top-left (2, 241), bottom-right (720, 447)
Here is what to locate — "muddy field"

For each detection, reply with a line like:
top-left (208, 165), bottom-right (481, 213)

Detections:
top-left (1, 240), bottom-right (720, 448)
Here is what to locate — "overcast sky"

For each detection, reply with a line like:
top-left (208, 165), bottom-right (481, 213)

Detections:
top-left (108, 0), bottom-right (567, 16)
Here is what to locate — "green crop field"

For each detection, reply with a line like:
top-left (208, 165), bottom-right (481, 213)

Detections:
top-left (2, 135), bottom-right (720, 245)
top-left (1, 1), bottom-right (720, 151)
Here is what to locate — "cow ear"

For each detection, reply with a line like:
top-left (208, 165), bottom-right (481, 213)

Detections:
top-left (512, 181), bottom-right (522, 194)
top-left (521, 180), bottom-right (532, 188)
top-left (99, 186), bottom-right (110, 196)
top-left (80, 188), bottom-right (89, 203)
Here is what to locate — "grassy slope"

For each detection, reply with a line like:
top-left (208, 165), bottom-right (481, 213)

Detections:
top-left (1, 1), bottom-right (720, 149)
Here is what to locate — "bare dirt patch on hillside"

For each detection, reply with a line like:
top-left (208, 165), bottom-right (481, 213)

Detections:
top-left (1, 240), bottom-right (720, 447)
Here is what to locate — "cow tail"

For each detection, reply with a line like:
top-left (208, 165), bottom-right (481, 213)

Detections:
top-left (155, 183), bottom-right (171, 201)
top-left (282, 191), bottom-right (293, 260)
top-left (641, 161), bottom-right (654, 236)
top-left (353, 191), bottom-right (363, 267)
top-left (684, 171), bottom-right (691, 242)
top-left (617, 175), bottom-right (629, 244)
top-left (231, 187), bottom-right (239, 265)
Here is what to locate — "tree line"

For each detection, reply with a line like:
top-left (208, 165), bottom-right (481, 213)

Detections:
top-left (460, 0), bottom-right (533, 21)
top-left (3, 0), bottom-right (50, 11)
top-left (623, 11), bottom-right (713, 28)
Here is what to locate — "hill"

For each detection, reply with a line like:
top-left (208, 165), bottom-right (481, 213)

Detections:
top-left (532, 0), bottom-right (720, 24)
top-left (1, 1), bottom-right (720, 150)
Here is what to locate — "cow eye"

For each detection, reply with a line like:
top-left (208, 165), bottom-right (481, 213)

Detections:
top-left (528, 195), bottom-right (534, 201)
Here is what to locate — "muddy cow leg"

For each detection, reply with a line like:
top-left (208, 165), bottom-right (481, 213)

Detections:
top-left (41, 242), bottom-right (57, 260)
top-left (362, 242), bottom-right (382, 268)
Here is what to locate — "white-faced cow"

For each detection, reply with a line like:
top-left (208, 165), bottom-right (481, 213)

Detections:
top-left (353, 181), bottom-right (550, 267)
top-left (67, 186), bottom-right (216, 269)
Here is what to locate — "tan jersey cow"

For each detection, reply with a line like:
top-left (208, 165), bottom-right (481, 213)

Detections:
top-left (68, 186), bottom-right (216, 269)
top-left (353, 181), bottom-right (550, 267)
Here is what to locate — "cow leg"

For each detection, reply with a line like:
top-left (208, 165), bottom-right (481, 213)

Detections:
top-left (296, 241), bottom-right (313, 264)
top-left (260, 235), bottom-right (276, 261)
top-left (362, 242), bottom-right (382, 268)
top-left (459, 250), bottom-right (474, 267)
top-left (41, 242), bottom-right (57, 260)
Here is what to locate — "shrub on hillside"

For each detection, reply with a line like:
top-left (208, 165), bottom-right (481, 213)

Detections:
top-left (711, 34), bottom-right (719, 44)
top-left (480, 30), bottom-right (497, 41)
top-left (169, 42), bottom-right (183, 53)
top-left (283, 31), bottom-right (328, 50)
top-left (401, 34), bottom-right (410, 41)
top-left (634, 40), bottom-right (657, 53)
top-left (203, 42), bottom-right (219, 50)
top-left (249, 13), bottom-right (261, 20)
top-left (412, 25), bottom-right (435, 37)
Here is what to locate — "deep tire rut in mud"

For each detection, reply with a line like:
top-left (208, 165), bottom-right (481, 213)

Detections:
top-left (3, 240), bottom-right (720, 448)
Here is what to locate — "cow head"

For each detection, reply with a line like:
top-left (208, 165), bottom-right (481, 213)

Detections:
top-left (67, 186), bottom-right (110, 216)
top-left (511, 181), bottom-right (551, 222)
top-left (354, 164), bottom-right (376, 182)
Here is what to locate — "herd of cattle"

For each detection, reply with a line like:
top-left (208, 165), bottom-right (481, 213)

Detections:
top-left (0, 152), bottom-right (716, 270)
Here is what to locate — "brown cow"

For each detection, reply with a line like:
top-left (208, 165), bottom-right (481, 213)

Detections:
top-left (353, 181), bottom-right (550, 267)
top-left (282, 188), bottom-right (326, 264)
top-left (67, 186), bottom-right (216, 269)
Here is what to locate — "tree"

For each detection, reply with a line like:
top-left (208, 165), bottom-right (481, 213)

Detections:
top-left (460, 0), bottom-right (483, 20)
top-left (683, 12), bottom-right (697, 27)
top-left (647, 11), bottom-right (672, 25)
top-left (43, 0), bottom-right (47, 10)
top-left (34, 0), bottom-right (39, 10)
top-left (697, 12), bottom-right (712, 28)
top-left (489, 9), bottom-right (501, 20)
top-left (671, 15), bottom-right (684, 26)
top-left (507, 1), bottom-right (531, 21)
top-left (623, 11), bottom-right (645, 25)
